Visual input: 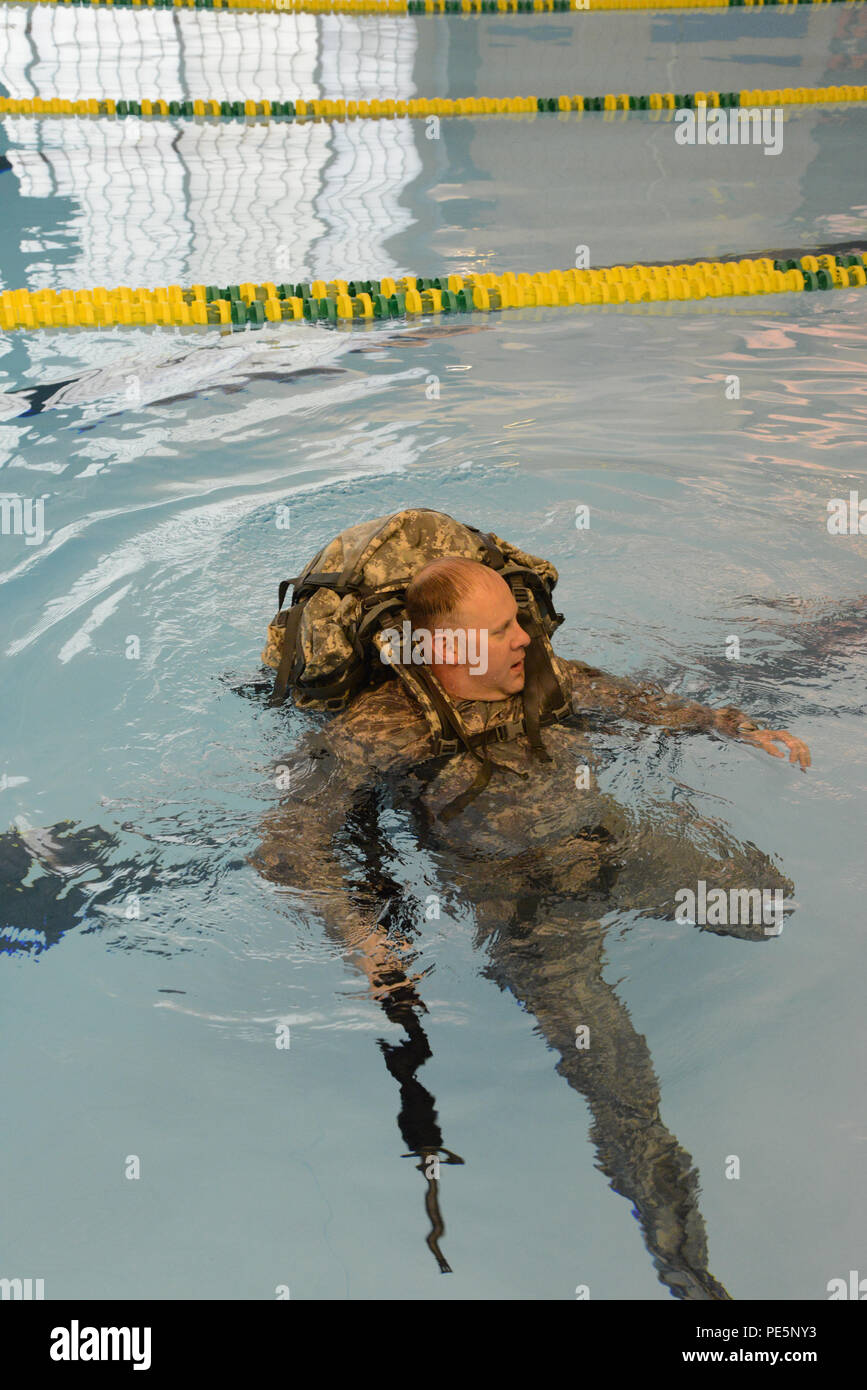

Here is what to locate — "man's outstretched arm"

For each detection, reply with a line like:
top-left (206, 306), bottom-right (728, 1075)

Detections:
top-left (554, 656), bottom-right (811, 768)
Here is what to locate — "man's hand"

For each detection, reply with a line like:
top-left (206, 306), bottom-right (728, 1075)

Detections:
top-left (737, 727), bottom-right (811, 769)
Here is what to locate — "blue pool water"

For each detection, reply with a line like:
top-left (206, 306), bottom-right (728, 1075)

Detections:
top-left (1, 7), bottom-right (866, 1299)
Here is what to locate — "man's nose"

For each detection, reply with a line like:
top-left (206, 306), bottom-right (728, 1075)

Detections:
top-left (514, 626), bottom-right (531, 650)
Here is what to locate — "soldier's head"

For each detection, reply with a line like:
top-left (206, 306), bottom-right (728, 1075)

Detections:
top-left (404, 556), bottom-right (531, 701)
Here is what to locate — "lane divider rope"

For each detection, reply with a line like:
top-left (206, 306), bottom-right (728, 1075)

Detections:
top-left (2, 86), bottom-right (866, 122)
top-left (1, 253), bottom-right (864, 331)
top-left (0, 0), bottom-right (863, 15)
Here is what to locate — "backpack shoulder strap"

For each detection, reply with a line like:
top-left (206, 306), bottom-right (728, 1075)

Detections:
top-left (269, 604), bottom-right (304, 708)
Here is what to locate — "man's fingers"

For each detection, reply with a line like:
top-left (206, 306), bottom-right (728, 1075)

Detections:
top-left (767, 731), bottom-right (811, 768)
top-left (759, 735), bottom-right (784, 758)
top-left (740, 726), bottom-right (811, 768)
top-left (774, 732), bottom-right (811, 768)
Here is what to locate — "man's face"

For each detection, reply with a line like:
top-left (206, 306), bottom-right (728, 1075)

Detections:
top-left (435, 573), bottom-right (532, 701)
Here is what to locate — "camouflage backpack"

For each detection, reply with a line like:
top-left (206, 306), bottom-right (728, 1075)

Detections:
top-left (261, 507), bottom-right (571, 770)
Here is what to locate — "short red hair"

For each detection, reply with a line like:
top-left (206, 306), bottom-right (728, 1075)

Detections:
top-left (404, 556), bottom-right (499, 632)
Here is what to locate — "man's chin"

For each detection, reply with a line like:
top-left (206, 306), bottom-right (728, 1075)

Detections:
top-left (464, 666), bottom-right (524, 698)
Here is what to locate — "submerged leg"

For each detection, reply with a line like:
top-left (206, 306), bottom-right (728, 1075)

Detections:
top-left (473, 891), bottom-right (732, 1300)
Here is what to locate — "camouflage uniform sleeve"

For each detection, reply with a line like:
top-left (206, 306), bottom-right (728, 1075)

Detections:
top-left (552, 655), bottom-right (764, 738)
top-left (249, 677), bottom-right (435, 938)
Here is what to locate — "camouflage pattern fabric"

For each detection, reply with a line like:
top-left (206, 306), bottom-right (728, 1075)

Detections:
top-left (252, 651), bottom-right (792, 1300)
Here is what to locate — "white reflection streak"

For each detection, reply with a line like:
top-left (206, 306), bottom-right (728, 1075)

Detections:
top-left (56, 581), bottom-right (131, 663)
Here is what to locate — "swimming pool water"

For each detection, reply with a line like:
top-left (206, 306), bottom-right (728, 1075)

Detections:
top-left (1, 7), bottom-right (866, 1300)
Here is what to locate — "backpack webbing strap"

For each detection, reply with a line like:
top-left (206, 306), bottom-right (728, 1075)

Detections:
top-left (272, 587), bottom-right (379, 708)
top-left (414, 667), bottom-right (530, 823)
top-left (435, 733), bottom-right (495, 825)
top-left (415, 667), bottom-right (496, 823)
top-left (357, 597), bottom-right (405, 643)
top-left (277, 576), bottom-right (301, 610)
top-left (467, 527), bottom-right (507, 570)
top-left (289, 572), bottom-right (349, 598)
top-left (269, 605), bottom-right (304, 707)
top-left (466, 526), bottom-right (563, 631)
top-left (522, 651), bottom-right (552, 762)
top-left (416, 666), bottom-right (480, 760)
top-left (435, 727), bottom-right (534, 825)
top-left (519, 613), bottom-right (570, 763)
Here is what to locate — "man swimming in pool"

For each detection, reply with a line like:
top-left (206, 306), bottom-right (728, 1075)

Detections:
top-left (252, 555), bottom-right (810, 1300)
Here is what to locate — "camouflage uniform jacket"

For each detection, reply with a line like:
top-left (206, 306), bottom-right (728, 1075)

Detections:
top-left (253, 655), bottom-right (764, 914)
